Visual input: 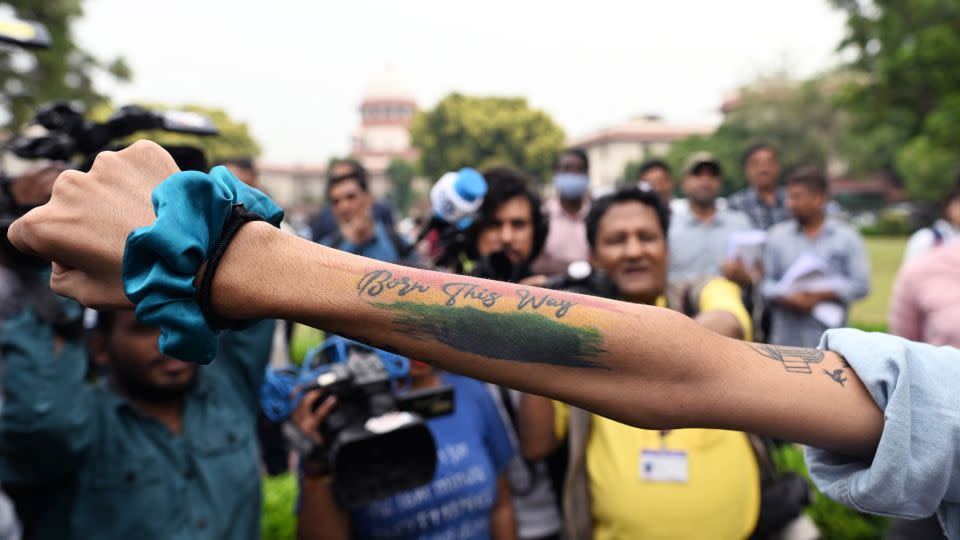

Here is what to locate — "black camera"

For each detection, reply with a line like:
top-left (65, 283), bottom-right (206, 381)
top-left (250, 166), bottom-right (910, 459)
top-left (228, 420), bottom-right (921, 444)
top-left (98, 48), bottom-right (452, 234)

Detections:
top-left (9, 101), bottom-right (217, 167)
top-left (1, 102), bottom-right (218, 267)
top-left (273, 336), bottom-right (455, 507)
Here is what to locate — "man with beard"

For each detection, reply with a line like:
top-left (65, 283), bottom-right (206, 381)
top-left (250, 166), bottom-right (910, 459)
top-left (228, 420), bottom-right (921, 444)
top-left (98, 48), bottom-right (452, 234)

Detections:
top-left (467, 167), bottom-right (549, 284)
top-left (761, 166), bottom-right (870, 348)
top-left (0, 308), bottom-right (273, 540)
top-left (465, 167), bottom-right (563, 540)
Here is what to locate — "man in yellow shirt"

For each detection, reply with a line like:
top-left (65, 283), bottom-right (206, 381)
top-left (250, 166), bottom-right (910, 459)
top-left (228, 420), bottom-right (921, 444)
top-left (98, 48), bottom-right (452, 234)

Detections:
top-left (520, 188), bottom-right (760, 539)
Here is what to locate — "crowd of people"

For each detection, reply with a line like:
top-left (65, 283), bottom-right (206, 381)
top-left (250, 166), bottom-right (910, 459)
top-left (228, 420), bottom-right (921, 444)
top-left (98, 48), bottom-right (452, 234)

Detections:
top-left (0, 137), bottom-right (956, 540)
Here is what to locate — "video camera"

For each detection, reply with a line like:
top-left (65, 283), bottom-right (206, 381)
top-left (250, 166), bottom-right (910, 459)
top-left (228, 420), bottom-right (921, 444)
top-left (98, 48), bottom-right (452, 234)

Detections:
top-left (9, 101), bottom-right (217, 168)
top-left (1, 101), bottom-right (218, 269)
top-left (261, 335), bottom-right (455, 507)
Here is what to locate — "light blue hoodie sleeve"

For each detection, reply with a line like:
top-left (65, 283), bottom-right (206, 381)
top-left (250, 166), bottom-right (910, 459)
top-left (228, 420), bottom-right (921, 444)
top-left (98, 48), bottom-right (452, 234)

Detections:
top-left (804, 329), bottom-right (960, 538)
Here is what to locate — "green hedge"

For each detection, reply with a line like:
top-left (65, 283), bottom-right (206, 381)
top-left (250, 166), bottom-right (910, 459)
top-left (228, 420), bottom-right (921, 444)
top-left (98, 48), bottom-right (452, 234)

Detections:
top-left (849, 321), bottom-right (889, 333)
top-left (262, 451), bottom-right (890, 540)
top-left (262, 473), bottom-right (298, 540)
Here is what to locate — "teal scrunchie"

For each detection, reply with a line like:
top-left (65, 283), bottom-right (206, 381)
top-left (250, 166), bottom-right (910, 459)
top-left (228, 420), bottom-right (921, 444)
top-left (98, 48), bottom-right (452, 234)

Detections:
top-left (122, 166), bottom-right (283, 364)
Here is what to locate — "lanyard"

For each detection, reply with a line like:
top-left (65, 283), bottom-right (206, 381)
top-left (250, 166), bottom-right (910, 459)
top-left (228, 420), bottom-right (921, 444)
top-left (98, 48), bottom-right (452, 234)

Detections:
top-left (659, 430), bottom-right (671, 449)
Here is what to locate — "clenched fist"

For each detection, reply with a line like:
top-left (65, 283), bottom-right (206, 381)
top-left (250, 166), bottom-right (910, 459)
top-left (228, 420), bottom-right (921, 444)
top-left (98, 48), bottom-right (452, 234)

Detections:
top-left (8, 140), bottom-right (180, 308)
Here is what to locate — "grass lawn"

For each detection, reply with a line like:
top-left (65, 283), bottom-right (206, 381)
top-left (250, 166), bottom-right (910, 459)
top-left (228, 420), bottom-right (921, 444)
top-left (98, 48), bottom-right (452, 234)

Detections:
top-left (848, 236), bottom-right (907, 329)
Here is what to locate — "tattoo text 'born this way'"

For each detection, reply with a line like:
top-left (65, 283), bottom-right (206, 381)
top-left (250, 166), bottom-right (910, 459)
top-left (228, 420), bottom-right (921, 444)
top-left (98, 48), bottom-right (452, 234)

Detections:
top-left (357, 269), bottom-right (576, 319)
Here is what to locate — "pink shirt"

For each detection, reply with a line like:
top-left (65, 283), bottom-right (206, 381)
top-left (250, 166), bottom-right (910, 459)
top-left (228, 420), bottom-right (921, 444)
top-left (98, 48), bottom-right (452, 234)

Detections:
top-left (531, 197), bottom-right (591, 276)
top-left (889, 241), bottom-right (960, 346)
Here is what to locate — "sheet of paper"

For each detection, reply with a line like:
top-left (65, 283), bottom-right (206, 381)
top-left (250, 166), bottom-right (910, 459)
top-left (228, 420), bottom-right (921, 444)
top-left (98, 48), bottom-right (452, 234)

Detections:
top-left (812, 302), bottom-right (845, 327)
top-left (726, 230), bottom-right (767, 267)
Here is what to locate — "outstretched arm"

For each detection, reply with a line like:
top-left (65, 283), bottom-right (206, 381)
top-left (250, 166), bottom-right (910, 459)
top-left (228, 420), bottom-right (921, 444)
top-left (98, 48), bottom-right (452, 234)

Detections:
top-left (8, 141), bottom-right (883, 460)
top-left (216, 223), bottom-right (881, 458)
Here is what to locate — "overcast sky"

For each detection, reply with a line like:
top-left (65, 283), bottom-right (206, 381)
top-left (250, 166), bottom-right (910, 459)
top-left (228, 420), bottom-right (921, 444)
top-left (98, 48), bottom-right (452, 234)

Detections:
top-left (74, 1), bottom-right (848, 164)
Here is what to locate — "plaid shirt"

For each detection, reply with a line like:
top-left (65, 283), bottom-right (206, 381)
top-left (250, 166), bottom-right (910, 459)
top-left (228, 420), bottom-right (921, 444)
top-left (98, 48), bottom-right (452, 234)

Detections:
top-left (726, 187), bottom-right (791, 230)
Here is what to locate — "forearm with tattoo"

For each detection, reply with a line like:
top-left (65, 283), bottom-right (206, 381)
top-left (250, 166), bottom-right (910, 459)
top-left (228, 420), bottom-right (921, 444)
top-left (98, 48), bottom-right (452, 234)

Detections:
top-left (352, 268), bottom-right (610, 369)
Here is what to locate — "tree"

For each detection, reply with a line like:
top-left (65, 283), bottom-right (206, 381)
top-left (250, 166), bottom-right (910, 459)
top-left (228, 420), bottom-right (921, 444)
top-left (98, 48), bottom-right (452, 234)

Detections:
top-left (1, 1), bottom-right (131, 130)
top-left (89, 102), bottom-right (262, 165)
top-left (830, 0), bottom-right (960, 201)
top-left (386, 158), bottom-right (416, 215)
top-left (409, 93), bottom-right (566, 182)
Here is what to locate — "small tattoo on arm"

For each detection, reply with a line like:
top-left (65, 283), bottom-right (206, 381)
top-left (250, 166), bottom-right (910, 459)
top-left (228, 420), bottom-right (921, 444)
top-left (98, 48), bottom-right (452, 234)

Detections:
top-left (823, 368), bottom-right (847, 387)
top-left (748, 343), bottom-right (825, 374)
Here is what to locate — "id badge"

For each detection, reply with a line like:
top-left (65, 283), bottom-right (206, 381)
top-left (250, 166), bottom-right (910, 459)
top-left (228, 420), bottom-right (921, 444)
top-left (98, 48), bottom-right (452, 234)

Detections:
top-left (640, 449), bottom-right (689, 483)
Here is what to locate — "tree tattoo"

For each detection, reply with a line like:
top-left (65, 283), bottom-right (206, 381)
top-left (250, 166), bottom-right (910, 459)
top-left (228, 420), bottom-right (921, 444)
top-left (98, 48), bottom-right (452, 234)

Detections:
top-left (377, 302), bottom-right (607, 369)
top-left (748, 343), bottom-right (825, 374)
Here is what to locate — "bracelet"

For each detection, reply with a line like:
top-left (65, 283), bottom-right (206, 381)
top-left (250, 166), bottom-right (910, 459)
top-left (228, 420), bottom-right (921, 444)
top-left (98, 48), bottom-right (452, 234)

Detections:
top-left (195, 204), bottom-right (267, 330)
top-left (122, 166), bottom-right (283, 364)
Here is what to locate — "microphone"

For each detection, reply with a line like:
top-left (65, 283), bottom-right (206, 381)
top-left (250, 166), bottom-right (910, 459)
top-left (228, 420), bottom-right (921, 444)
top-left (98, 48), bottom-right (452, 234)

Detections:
top-left (406, 168), bottom-right (487, 260)
top-left (429, 167), bottom-right (487, 230)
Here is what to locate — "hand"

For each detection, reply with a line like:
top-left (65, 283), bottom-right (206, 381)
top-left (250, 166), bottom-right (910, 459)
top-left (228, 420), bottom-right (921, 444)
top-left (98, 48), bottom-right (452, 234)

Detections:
top-left (290, 391), bottom-right (338, 446)
top-left (7, 163), bottom-right (65, 207)
top-left (780, 292), bottom-right (824, 314)
top-left (340, 212), bottom-right (375, 246)
top-left (722, 258), bottom-right (760, 286)
top-left (8, 140), bottom-right (179, 308)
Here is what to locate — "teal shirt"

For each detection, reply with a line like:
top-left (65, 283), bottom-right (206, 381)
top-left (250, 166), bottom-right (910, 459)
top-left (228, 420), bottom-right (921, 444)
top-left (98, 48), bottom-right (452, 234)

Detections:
top-left (0, 309), bottom-right (274, 540)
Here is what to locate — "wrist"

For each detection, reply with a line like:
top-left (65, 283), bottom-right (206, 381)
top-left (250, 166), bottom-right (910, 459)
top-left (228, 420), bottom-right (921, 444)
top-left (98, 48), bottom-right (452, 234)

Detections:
top-left (300, 454), bottom-right (331, 478)
top-left (209, 220), bottom-right (279, 319)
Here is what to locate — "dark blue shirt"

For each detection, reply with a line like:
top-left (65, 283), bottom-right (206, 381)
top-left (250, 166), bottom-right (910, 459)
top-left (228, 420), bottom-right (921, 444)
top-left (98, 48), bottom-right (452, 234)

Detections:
top-left (0, 311), bottom-right (274, 540)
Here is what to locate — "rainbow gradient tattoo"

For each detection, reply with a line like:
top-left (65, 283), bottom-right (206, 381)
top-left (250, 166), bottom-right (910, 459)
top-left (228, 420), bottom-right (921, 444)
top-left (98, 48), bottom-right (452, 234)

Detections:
top-left (354, 268), bottom-right (609, 369)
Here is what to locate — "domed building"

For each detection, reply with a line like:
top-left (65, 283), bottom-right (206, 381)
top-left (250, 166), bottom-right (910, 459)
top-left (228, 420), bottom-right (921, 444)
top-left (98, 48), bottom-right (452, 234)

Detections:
top-left (351, 67), bottom-right (420, 197)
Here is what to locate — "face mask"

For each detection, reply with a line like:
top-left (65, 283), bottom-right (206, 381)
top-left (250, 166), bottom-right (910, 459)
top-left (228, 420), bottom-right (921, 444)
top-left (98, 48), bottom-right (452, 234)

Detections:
top-left (553, 173), bottom-right (590, 200)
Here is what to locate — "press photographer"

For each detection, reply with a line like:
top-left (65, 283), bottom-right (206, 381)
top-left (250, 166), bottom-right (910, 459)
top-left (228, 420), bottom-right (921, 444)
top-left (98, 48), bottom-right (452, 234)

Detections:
top-left (262, 335), bottom-right (458, 507)
top-left (292, 339), bottom-right (517, 540)
top-left (0, 103), bottom-right (276, 540)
